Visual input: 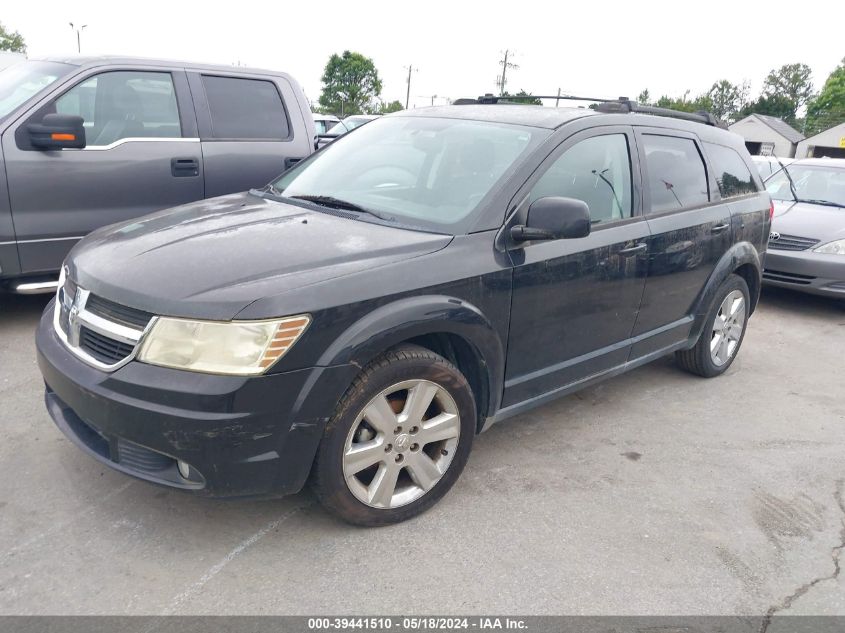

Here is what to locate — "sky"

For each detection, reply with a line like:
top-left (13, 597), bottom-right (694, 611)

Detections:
top-left (3, 0), bottom-right (844, 111)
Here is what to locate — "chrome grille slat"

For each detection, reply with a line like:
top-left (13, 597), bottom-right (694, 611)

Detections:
top-left (53, 270), bottom-right (156, 372)
top-left (768, 234), bottom-right (820, 251)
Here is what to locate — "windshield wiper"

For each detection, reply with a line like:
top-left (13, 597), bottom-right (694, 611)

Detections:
top-left (797, 198), bottom-right (845, 209)
top-left (774, 157), bottom-right (799, 202)
top-left (287, 195), bottom-right (394, 220)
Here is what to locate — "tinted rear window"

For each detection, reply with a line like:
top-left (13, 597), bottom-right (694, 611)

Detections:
top-left (642, 134), bottom-right (709, 212)
top-left (706, 142), bottom-right (758, 199)
top-left (202, 75), bottom-right (289, 139)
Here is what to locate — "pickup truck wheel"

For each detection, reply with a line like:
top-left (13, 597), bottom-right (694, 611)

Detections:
top-left (675, 274), bottom-right (750, 378)
top-left (312, 344), bottom-right (476, 526)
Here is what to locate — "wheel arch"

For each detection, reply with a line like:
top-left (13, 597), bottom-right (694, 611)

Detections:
top-left (688, 242), bottom-right (762, 345)
top-left (315, 295), bottom-right (505, 432)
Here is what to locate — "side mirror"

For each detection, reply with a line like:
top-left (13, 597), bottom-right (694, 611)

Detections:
top-left (28, 114), bottom-right (86, 150)
top-left (511, 196), bottom-right (591, 242)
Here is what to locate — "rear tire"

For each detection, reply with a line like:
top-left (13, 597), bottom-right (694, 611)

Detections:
top-left (676, 274), bottom-right (750, 378)
top-left (312, 344), bottom-right (476, 526)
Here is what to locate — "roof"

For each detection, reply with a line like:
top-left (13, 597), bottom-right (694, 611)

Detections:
top-left (393, 104), bottom-right (596, 129)
top-left (37, 55), bottom-right (292, 79)
top-left (798, 121), bottom-right (845, 143)
top-left (751, 114), bottom-right (805, 144)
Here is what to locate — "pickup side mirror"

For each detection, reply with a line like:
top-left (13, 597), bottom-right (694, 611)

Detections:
top-left (511, 196), bottom-right (591, 242)
top-left (28, 114), bottom-right (86, 150)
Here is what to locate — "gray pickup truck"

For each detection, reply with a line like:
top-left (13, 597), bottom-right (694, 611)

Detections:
top-left (0, 57), bottom-right (315, 293)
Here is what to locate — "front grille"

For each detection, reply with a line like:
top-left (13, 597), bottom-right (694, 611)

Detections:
top-left (763, 269), bottom-right (816, 285)
top-left (768, 234), bottom-right (820, 251)
top-left (86, 294), bottom-right (153, 329)
top-left (80, 326), bottom-right (135, 364)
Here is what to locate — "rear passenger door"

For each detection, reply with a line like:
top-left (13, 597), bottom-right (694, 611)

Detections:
top-left (630, 129), bottom-right (732, 359)
top-left (187, 73), bottom-right (311, 197)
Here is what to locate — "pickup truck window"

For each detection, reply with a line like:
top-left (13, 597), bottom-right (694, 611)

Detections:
top-left (642, 134), bottom-right (709, 213)
top-left (0, 61), bottom-right (73, 121)
top-left (202, 75), bottom-right (289, 140)
top-left (529, 134), bottom-right (633, 224)
top-left (272, 116), bottom-right (542, 233)
top-left (55, 71), bottom-right (181, 146)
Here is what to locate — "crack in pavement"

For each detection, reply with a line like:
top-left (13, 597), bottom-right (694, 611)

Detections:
top-left (759, 479), bottom-right (845, 633)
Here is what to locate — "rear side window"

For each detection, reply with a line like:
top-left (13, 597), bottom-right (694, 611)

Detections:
top-left (202, 75), bottom-right (289, 140)
top-left (705, 142), bottom-right (758, 198)
top-left (641, 135), bottom-right (709, 213)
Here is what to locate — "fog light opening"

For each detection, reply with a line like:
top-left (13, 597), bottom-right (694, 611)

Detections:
top-left (177, 460), bottom-right (191, 479)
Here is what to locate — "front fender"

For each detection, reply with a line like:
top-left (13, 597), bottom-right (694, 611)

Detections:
top-left (688, 241), bottom-right (762, 344)
top-left (316, 295), bottom-right (505, 417)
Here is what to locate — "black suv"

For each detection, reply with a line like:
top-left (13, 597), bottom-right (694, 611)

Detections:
top-left (36, 98), bottom-right (771, 526)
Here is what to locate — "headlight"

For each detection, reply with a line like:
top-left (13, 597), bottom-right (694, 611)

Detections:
top-left (813, 239), bottom-right (845, 255)
top-left (137, 315), bottom-right (310, 375)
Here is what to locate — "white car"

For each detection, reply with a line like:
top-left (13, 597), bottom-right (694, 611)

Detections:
top-left (752, 155), bottom-right (792, 181)
top-left (312, 113), bottom-right (340, 136)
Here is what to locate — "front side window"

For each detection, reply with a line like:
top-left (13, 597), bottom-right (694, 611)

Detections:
top-left (0, 61), bottom-right (74, 121)
top-left (642, 134), bottom-right (709, 213)
top-left (202, 75), bottom-right (289, 139)
top-left (766, 165), bottom-right (845, 208)
top-left (272, 116), bottom-right (543, 233)
top-left (54, 71), bottom-right (181, 146)
top-left (529, 134), bottom-right (633, 224)
top-left (705, 142), bottom-right (758, 199)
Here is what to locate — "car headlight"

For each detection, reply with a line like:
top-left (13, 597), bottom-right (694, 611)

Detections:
top-left (137, 315), bottom-right (310, 375)
top-left (813, 239), bottom-right (845, 255)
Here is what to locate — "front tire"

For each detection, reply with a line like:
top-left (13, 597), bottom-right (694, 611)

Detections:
top-left (312, 344), bottom-right (476, 526)
top-left (676, 274), bottom-right (750, 378)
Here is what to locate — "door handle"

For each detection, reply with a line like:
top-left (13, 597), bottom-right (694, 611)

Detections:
top-left (284, 157), bottom-right (304, 170)
top-left (619, 243), bottom-right (647, 256)
top-left (711, 223), bottom-right (730, 234)
top-left (171, 157), bottom-right (199, 177)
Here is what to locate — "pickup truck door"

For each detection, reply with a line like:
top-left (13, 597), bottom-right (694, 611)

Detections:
top-left (1, 68), bottom-right (203, 275)
top-left (186, 72), bottom-right (313, 197)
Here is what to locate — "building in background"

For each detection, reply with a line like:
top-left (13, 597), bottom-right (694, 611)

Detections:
top-left (795, 122), bottom-right (845, 159)
top-left (729, 113), bottom-right (804, 158)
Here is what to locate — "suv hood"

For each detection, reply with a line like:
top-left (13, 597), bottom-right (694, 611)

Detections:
top-left (771, 199), bottom-right (845, 243)
top-left (68, 192), bottom-right (452, 320)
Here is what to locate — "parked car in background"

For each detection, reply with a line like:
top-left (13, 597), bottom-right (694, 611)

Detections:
top-left (752, 155), bottom-right (792, 180)
top-left (312, 113), bottom-right (340, 136)
top-left (763, 158), bottom-right (845, 297)
top-left (37, 98), bottom-right (770, 526)
top-left (0, 57), bottom-right (315, 294)
top-left (316, 114), bottom-right (379, 148)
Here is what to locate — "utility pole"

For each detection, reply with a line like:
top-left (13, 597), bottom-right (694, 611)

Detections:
top-left (497, 49), bottom-right (519, 96)
top-left (404, 64), bottom-right (417, 110)
top-left (69, 22), bottom-right (87, 54)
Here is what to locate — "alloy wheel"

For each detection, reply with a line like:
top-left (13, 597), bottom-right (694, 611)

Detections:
top-left (342, 379), bottom-right (461, 509)
top-left (710, 290), bottom-right (746, 367)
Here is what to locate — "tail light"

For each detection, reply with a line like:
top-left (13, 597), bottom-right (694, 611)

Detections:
top-left (769, 200), bottom-right (774, 221)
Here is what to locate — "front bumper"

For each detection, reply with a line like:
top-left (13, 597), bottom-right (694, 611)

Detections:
top-left (762, 249), bottom-right (845, 298)
top-left (36, 301), bottom-right (358, 497)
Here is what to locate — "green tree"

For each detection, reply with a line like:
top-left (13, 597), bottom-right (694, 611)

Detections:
top-left (805, 57), bottom-right (845, 136)
top-left (0, 22), bottom-right (26, 53)
top-left (318, 51), bottom-right (383, 116)
top-left (706, 80), bottom-right (744, 121)
top-left (761, 63), bottom-right (814, 122)
top-left (636, 89), bottom-right (651, 105)
top-left (739, 94), bottom-right (795, 120)
top-left (502, 90), bottom-right (542, 105)
top-left (379, 100), bottom-right (404, 114)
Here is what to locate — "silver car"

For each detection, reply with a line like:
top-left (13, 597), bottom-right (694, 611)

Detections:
top-left (763, 158), bottom-right (845, 297)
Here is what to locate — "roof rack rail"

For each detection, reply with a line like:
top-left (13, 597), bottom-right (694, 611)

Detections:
top-left (456, 93), bottom-right (728, 129)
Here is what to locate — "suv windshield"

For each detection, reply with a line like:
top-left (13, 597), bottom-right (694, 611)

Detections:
top-left (766, 164), bottom-right (845, 208)
top-left (0, 61), bottom-right (74, 121)
top-left (273, 116), bottom-right (542, 232)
